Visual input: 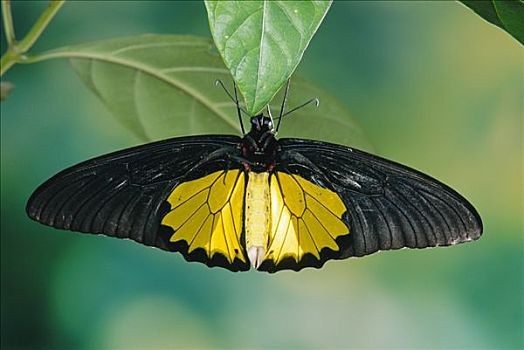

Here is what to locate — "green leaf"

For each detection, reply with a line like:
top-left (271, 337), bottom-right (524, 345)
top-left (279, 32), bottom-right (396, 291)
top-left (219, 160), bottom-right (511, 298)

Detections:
top-left (205, 0), bottom-right (332, 115)
top-left (27, 34), bottom-right (370, 150)
top-left (29, 35), bottom-right (241, 140)
top-left (460, 0), bottom-right (524, 45)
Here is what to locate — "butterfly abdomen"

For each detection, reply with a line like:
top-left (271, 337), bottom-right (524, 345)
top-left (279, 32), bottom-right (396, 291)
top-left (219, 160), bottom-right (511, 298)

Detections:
top-left (245, 172), bottom-right (271, 268)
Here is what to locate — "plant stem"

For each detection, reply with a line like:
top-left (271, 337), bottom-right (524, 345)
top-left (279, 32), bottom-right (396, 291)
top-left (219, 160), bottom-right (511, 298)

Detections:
top-left (2, 0), bottom-right (16, 46)
top-left (0, 0), bottom-right (65, 76)
top-left (0, 50), bottom-right (16, 75)
top-left (17, 0), bottom-right (65, 53)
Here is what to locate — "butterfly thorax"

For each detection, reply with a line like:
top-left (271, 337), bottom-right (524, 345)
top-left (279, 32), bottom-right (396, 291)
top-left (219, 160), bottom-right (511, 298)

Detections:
top-left (240, 114), bottom-right (279, 172)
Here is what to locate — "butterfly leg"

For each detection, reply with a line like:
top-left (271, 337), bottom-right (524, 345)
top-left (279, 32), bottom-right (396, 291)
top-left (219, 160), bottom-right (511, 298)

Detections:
top-left (259, 131), bottom-right (275, 150)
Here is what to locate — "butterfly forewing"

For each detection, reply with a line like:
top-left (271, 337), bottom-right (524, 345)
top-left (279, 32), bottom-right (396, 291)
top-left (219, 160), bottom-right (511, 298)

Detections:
top-left (276, 138), bottom-right (483, 261)
top-left (26, 135), bottom-right (246, 267)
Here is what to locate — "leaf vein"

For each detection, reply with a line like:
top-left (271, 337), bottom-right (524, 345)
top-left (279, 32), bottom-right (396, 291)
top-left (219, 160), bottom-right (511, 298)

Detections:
top-left (51, 52), bottom-right (240, 132)
top-left (110, 41), bottom-right (210, 56)
top-left (253, 0), bottom-right (268, 113)
top-left (272, 1), bottom-right (306, 38)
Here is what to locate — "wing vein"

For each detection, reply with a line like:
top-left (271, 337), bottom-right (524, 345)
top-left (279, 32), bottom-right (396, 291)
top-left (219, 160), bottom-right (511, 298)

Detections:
top-left (102, 188), bottom-right (135, 234)
top-left (388, 186), bottom-right (433, 247)
top-left (413, 187), bottom-right (452, 239)
top-left (268, 204), bottom-right (285, 250)
top-left (74, 178), bottom-right (126, 231)
top-left (86, 180), bottom-right (128, 233)
top-left (382, 190), bottom-right (415, 246)
top-left (209, 214), bottom-right (216, 257)
top-left (419, 187), bottom-right (468, 234)
top-left (276, 218), bottom-right (292, 263)
top-left (370, 197), bottom-right (390, 249)
top-left (221, 209), bottom-right (232, 262)
top-left (188, 209), bottom-right (212, 249)
top-left (308, 208), bottom-right (337, 242)
top-left (49, 175), bottom-right (101, 226)
top-left (36, 173), bottom-right (93, 221)
top-left (302, 217), bottom-right (320, 258)
top-left (345, 195), bottom-right (368, 254)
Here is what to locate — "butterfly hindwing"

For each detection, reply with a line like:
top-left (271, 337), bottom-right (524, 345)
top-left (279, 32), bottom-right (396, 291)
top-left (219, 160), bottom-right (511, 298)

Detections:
top-left (26, 135), bottom-right (250, 270)
top-left (160, 169), bottom-right (249, 271)
top-left (258, 172), bottom-right (350, 272)
top-left (275, 138), bottom-right (483, 265)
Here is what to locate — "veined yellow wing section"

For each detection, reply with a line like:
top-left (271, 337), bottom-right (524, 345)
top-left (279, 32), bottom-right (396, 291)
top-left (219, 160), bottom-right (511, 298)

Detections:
top-left (161, 170), bottom-right (246, 264)
top-left (265, 172), bottom-right (349, 266)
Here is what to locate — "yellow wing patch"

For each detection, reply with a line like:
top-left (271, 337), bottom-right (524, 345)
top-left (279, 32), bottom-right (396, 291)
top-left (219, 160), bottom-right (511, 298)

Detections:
top-left (161, 170), bottom-right (246, 264)
top-left (264, 172), bottom-right (349, 265)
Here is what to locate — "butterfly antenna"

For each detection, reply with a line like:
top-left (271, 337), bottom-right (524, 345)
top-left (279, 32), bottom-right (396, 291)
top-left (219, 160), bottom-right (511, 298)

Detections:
top-left (277, 97), bottom-right (320, 120)
top-left (233, 82), bottom-right (246, 134)
top-left (215, 80), bottom-right (248, 132)
top-left (276, 79), bottom-right (291, 133)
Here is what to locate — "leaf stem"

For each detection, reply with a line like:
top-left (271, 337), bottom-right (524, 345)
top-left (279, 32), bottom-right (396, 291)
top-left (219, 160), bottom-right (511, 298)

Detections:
top-left (0, 0), bottom-right (65, 76)
top-left (2, 0), bottom-right (16, 46)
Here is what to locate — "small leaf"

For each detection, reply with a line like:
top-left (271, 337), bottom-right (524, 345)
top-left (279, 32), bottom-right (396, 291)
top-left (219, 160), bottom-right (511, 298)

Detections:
top-left (0, 81), bottom-right (15, 102)
top-left (460, 0), bottom-right (524, 45)
top-left (32, 34), bottom-right (370, 150)
top-left (205, 0), bottom-right (332, 115)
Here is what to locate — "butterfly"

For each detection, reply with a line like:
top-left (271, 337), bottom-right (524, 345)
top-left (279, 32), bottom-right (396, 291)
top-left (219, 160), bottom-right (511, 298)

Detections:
top-left (26, 80), bottom-right (483, 273)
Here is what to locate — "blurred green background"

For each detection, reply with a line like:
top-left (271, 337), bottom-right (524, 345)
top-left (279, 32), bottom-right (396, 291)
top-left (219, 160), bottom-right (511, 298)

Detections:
top-left (1, 1), bottom-right (522, 349)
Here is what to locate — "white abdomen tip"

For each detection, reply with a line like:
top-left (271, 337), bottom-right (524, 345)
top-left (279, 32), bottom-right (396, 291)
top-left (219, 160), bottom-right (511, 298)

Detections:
top-left (248, 246), bottom-right (266, 269)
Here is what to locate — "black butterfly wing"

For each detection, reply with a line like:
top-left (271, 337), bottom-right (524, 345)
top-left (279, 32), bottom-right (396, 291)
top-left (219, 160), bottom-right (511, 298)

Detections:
top-left (26, 135), bottom-right (250, 270)
top-left (276, 138), bottom-right (483, 260)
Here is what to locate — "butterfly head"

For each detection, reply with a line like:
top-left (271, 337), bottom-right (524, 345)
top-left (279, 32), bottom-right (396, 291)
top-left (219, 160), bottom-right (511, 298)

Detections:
top-left (250, 114), bottom-right (273, 133)
top-left (241, 114), bottom-right (278, 171)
